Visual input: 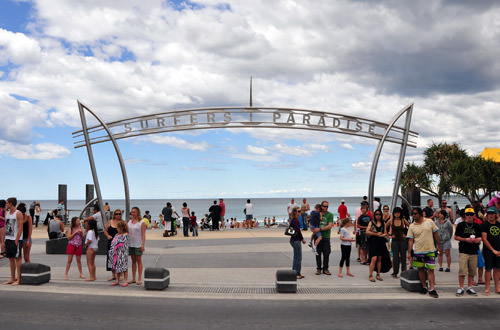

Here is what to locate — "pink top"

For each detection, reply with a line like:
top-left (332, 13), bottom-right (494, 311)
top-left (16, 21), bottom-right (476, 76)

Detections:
top-left (68, 228), bottom-right (82, 247)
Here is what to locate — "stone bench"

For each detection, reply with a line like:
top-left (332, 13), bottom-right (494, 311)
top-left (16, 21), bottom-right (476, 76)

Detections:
top-left (46, 231), bottom-right (107, 255)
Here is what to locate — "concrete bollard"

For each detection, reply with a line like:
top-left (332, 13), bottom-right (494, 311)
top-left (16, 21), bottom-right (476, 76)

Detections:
top-left (400, 268), bottom-right (427, 292)
top-left (20, 263), bottom-right (51, 285)
top-left (276, 269), bottom-right (297, 293)
top-left (144, 267), bottom-right (170, 290)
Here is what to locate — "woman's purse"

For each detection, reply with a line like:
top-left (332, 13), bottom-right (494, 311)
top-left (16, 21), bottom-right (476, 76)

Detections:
top-left (285, 226), bottom-right (297, 237)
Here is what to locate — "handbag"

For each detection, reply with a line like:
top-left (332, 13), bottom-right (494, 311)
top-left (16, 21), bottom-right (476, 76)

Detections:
top-left (284, 226), bottom-right (297, 237)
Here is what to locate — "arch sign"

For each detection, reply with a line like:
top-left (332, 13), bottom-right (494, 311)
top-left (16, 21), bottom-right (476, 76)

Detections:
top-left (73, 101), bottom-right (417, 223)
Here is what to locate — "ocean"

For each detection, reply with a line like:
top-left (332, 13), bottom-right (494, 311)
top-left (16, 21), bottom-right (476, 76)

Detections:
top-left (22, 196), bottom-right (473, 224)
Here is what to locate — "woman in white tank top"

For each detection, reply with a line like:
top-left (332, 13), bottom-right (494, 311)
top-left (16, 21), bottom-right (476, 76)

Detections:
top-left (128, 207), bottom-right (146, 285)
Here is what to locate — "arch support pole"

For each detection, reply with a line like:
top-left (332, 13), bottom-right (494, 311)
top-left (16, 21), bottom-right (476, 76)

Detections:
top-left (368, 104), bottom-right (414, 212)
top-left (78, 100), bottom-right (131, 222)
top-left (390, 105), bottom-right (413, 212)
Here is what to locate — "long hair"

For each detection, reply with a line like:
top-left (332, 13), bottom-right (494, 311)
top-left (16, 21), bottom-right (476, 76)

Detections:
top-left (70, 217), bottom-right (79, 229)
top-left (87, 219), bottom-right (98, 235)
top-left (17, 202), bottom-right (26, 214)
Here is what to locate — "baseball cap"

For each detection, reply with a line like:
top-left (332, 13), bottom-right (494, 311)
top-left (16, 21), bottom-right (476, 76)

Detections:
top-left (487, 207), bottom-right (498, 214)
top-left (341, 199), bottom-right (345, 203)
top-left (465, 208), bottom-right (475, 215)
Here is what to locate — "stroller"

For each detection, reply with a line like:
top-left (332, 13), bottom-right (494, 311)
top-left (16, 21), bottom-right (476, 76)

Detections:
top-left (200, 214), bottom-right (212, 231)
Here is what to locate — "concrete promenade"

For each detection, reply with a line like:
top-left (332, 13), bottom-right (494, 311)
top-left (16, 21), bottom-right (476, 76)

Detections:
top-left (0, 226), bottom-right (497, 300)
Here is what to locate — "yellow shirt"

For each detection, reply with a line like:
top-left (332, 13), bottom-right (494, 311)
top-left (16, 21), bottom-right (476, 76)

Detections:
top-left (407, 218), bottom-right (438, 253)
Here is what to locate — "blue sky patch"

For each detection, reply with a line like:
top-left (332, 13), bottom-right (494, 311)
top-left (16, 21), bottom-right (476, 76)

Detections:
top-left (0, 0), bottom-right (34, 33)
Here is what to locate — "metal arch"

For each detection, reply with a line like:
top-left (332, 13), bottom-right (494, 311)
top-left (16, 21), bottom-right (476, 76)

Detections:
top-left (75, 102), bottom-right (416, 216)
top-left (368, 103), bottom-right (413, 212)
top-left (72, 107), bottom-right (418, 149)
top-left (78, 100), bottom-right (131, 224)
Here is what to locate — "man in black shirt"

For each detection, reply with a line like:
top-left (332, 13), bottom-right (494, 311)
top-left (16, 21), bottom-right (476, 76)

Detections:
top-left (423, 199), bottom-right (434, 219)
top-left (209, 201), bottom-right (222, 231)
top-left (481, 206), bottom-right (500, 295)
top-left (454, 207), bottom-right (481, 296)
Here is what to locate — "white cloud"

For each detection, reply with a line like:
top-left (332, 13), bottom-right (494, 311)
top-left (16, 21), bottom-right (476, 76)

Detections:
top-left (271, 143), bottom-right (313, 157)
top-left (340, 143), bottom-right (354, 150)
top-left (0, 28), bottom-right (41, 65)
top-left (246, 145), bottom-right (269, 155)
top-left (0, 140), bottom-right (71, 160)
top-left (144, 135), bottom-right (209, 151)
top-left (125, 158), bottom-right (147, 164)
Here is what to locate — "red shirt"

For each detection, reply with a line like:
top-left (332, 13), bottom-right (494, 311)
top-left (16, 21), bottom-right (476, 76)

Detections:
top-left (220, 201), bottom-right (226, 217)
top-left (338, 204), bottom-right (347, 219)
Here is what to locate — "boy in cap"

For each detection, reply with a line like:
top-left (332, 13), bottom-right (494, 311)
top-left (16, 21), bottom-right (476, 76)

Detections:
top-left (481, 207), bottom-right (500, 295)
top-left (454, 208), bottom-right (481, 296)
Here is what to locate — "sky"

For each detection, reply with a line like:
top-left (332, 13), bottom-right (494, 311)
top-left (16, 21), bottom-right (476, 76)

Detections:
top-left (0, 0), bottom-right (499, 200)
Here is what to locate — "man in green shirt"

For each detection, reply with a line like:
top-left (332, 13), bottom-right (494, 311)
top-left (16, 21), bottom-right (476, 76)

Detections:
top-left (313, 201), bottom-right (335, 275)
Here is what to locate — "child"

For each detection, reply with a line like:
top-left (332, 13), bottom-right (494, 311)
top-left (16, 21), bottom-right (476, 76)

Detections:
top-left (308, 204), bottom-right (323, 255)
top-left (108, 221), bottom-right (129, 287)
top-left (64, 217), bottom-right (85, 280)
top-left (85, 219), bottom-right (99, 281)
top-left (190, 212), bottom-right (198, 237)
top-left (338, 218), bottom-right (356, 278)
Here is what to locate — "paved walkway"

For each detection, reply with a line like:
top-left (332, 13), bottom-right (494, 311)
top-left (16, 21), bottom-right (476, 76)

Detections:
top-left (0, 227), bottom-right (497, 300)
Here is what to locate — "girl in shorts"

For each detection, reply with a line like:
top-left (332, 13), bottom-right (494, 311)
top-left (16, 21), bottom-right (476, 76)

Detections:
top-left (128, 207), bottom-right (146, 285)
top-left (338, 218), bottom-right (355, 277)
top-left (108, 221), bottom-right (129, 287)
top-left (64, 217), bottom-right (85, 280)
top-left (85, 219), bottom-right (99, 281)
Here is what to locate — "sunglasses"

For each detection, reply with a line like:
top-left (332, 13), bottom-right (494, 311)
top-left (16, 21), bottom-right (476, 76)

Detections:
top-left (322, 205), bottom-right (328, 208)
top-left (465, 213), bottom-right (475, 216)
top-left (114, 213), bottom-right (122, 216)
top-left (412, 212), bottom-right (419, 215)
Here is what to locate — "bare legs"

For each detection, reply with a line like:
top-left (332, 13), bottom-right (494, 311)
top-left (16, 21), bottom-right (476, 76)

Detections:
top-left (65, 254), bottom-right (85, 280)
top-left (22, 240), bottom-right (31, 263)
top-left (85, 249), bottom-right (96, 281)
top-left (3, 257), bottom-right (22, 285)
top-left (130, 255), bottom-right (143, 284)
top-left (484, 269), bottom-right (500, 295)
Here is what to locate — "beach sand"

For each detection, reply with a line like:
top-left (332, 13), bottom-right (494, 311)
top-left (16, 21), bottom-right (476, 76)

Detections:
top-left (30, 225), bottom-right (340, 240)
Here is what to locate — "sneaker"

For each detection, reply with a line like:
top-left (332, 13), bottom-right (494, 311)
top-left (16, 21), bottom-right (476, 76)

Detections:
top-left (466, 288), bottom-right (477, 296)
top-left (420, 287), bottom-right (428, 295)
top-left (307, 241), bottom-right (312, 247)
top-left (438, 268), bottom-right (443, 272)
top-left (456, 288), bottom-right (465, 296)
top-left (445, 268), bottom-right (450, 272)
top-left (428, 289), bottom-right (439, 298)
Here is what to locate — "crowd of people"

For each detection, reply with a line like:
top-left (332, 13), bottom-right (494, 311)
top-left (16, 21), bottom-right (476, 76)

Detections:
top-left (287, 193), bottom-right (500, 298)
top-left (1, 197), bottom-right (147, 287)
top-left (2, 194), bottom-right (500, 297)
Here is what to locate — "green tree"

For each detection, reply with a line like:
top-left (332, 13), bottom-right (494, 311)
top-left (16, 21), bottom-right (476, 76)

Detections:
top-left (400, 142), bottom-right (468, 202)
top-left (449, 156), bottom-right (500, 203)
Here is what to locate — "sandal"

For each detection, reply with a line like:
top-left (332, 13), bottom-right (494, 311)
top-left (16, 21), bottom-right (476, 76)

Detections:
top-left (369, 275), bottom-right (375, 282)
top-left (376, 274), bottom-right (383, 281)
top-left (121, 282), bottom-right (129, 287)
top-left (111, 282), bottom-right (119, 286)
